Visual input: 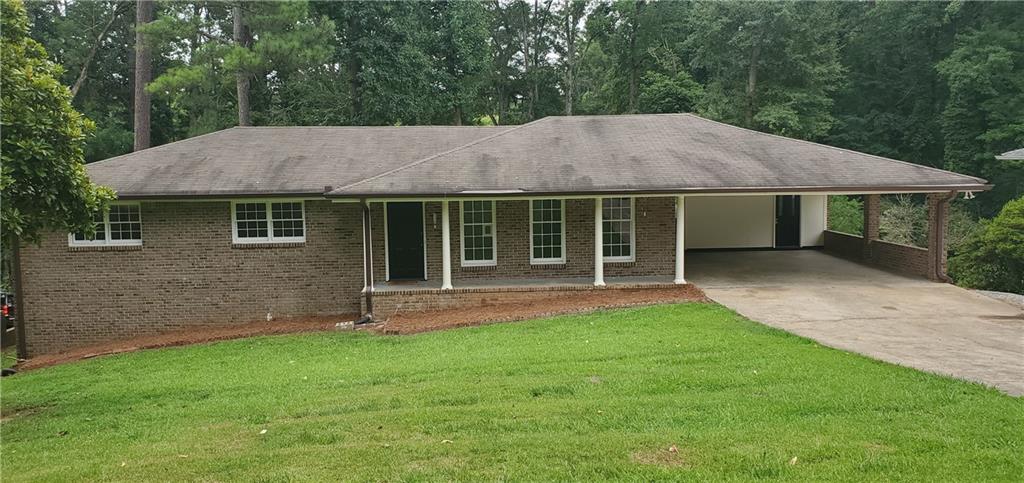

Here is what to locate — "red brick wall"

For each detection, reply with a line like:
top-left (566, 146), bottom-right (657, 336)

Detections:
top-left (367, 282), bottom-right (678, 315)
top-left (823, 230), bottom-right (930, 278)
top-left (20, 201), bottom-right (364, 356)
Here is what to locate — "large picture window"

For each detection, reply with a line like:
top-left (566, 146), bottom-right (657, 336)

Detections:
top-left (69, 203), bottom-right (142, 246)
top-left (233, 201), bottom-right (305, 243)
top-left (602, 197), bottom-right (634, 261)
top-left (530, 199), bottom-right (565, 264)
top-left (460, 201), bottom-right (496, 266)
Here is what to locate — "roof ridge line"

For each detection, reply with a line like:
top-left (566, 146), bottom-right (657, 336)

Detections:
top-left (681, 113), bottom-right (988, 185)
top-left (331, 118), bottom-right (549, 193)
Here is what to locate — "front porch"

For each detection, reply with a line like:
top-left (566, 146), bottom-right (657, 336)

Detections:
top-left (357, 192), bottom-right (957, 317)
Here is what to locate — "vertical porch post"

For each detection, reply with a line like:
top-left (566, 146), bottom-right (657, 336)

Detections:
top-left (926, 191), bottom-right (956, 282)
top-left (594, 197), bottom-right (605, 287)
top-left (674, 195), bottom-right (686, 284)
top-left (361, 199), bottom-right (374, 317)
top-left (441, 199), bottom-right (453, 290)
top-left (862, 194), bottom-right (881, 261)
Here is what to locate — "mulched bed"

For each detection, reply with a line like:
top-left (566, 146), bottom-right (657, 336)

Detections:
top-left (16, 285), bottom-right (707, 371)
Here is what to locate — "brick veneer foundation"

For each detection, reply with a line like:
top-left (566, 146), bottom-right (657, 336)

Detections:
top-left (364, 281), bottom-right (679, 315)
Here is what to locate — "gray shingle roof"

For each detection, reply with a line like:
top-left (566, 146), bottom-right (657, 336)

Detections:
top-left (89, 114), bottom-right (988, 199)
top-left (87, 126), bottom-right (506, 198)
top-left (996, 148), bottom-right (1024, 160)
top-left (329, 114), bottom-right (987, 197)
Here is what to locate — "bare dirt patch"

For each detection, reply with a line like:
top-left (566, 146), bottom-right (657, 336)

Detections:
top-left (369, 286), bottom-right (708, 335)
top-left (17, 316), bottom-right (354, 371)
top-left (16, 285), bottom-right (706, 371)
top-left (631, 445), bottom-right (690, 468)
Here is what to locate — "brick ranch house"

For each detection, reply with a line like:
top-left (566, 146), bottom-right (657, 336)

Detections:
top-left (20, 114), bottom-right (989, 356)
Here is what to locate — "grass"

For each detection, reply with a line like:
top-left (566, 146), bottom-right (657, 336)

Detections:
top-left (1, 304), bottom-right (1021, 481)
top-left (1, 348), bottom-right (15, 369)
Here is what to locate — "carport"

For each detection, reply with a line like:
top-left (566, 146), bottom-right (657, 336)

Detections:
top-left (688, 250), bottom-right (1024, 395)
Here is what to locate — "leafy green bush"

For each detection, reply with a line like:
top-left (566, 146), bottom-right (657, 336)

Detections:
top-left (827, 195), bottom-right (863, 235)
top-left (949, 197), bottom-right (1024, 294)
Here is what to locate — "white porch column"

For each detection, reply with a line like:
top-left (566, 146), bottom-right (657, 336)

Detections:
top-left (674, 195), bottom-right (686, 284)
top-left (441, 199), bottom-right (453, 290)
top-left (594, 197), bottom-right (605, 287)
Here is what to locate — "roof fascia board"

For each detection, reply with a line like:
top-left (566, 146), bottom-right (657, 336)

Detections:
top-left (328, 186), bottom-right (989, 203)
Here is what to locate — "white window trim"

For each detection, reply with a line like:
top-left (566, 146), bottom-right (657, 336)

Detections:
top-left (603, 197), bottom-right (636, 263)
top-left (529, 199), bottom-right (567, 265)
top-left (231, 200), bottom-right (307, 244)
top-left (68, 202), bottom-right (143, 247)
top-left (459, 200), bottom-right (497, 267)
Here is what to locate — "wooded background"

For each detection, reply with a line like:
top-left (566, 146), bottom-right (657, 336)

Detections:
top-left (18, 0), bottom-right (1024, 292)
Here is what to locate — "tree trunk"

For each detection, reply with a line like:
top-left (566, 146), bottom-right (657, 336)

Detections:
top-left (233, 4), bottom-right (251, 127)
top-left (10, 235), bottom-right (27, 360)
top-left (453, 105), bottom-right (463, 126)
top-left (627, 1), bottom-right (642, 114)
top-left (745, 42), bottom-right (761, 127)
top-left (133, 0), bottom-right (153, 151)
top-left (564, 13), bottom-right (575, 116)
top-left (346, 15), bottom-right (362, 122)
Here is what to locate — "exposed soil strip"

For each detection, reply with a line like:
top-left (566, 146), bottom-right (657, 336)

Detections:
top-left (17, 285), bottom-right (707, 371)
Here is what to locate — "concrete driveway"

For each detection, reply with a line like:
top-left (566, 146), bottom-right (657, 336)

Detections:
top-left (688, 250), bottom-right (1024, 396)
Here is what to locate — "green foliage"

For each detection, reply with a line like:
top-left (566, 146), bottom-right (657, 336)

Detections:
top-left (144, 1), bottom-right (334, 134)
top-left (638, 70), bottom-right (702, 114)
top-left (949, 197), bottom-right (1024, 294)
top-left (827, 1), bottom-right (954, 167)
top-left (937, 2), bottom-right (1024, 216)
top-left (2, 304), bottom-right (1022, 480)
top-left (827, 195), bottom-right (863, 235)
top-left (0, 0), bottom-right (114, 244)
top-left (684, 1), bottom-right (844, 140)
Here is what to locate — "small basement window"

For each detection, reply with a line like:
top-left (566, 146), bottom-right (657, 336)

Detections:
top-left (530, 199), bottom-right (565, 264)
top-left (232, 201), bottom-right (306, 243)
top-left (461, 200), bottom-right (496, 266)
top-left (69, 203), bottom-right (143, 246)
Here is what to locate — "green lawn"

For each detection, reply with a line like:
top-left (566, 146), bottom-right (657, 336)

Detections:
top-left (1, 304), bottom-right (1021, 481)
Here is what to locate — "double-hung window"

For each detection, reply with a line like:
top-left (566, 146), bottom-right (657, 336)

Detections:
top-left (460, 200), bottom-right (496, 266)
top-left (602, 197), bottom-right (634, 261)
top-left (530, 199), bottom-right (565, 264)
top-left (69, 203), bottom-right (143, 246)
top-left (232, 201), bottom-right (306, 243)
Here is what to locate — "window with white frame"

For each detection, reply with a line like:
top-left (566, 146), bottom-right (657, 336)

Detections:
top-left (69, 203), bottom-right (142, 246)
top-left (530, 199), bottom-right (565, 263)
top-left (603, 197), bottom-right (634, 261)
top-left (232, 201), bottom-right (305, 243)
top-left (461, 200), bottom-right (496, 266)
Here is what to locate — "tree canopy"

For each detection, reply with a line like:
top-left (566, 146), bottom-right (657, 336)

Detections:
top-left (13, 0), bottom-right (1024, 219)
top-left (1, 0), bottom-right (114, 245)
